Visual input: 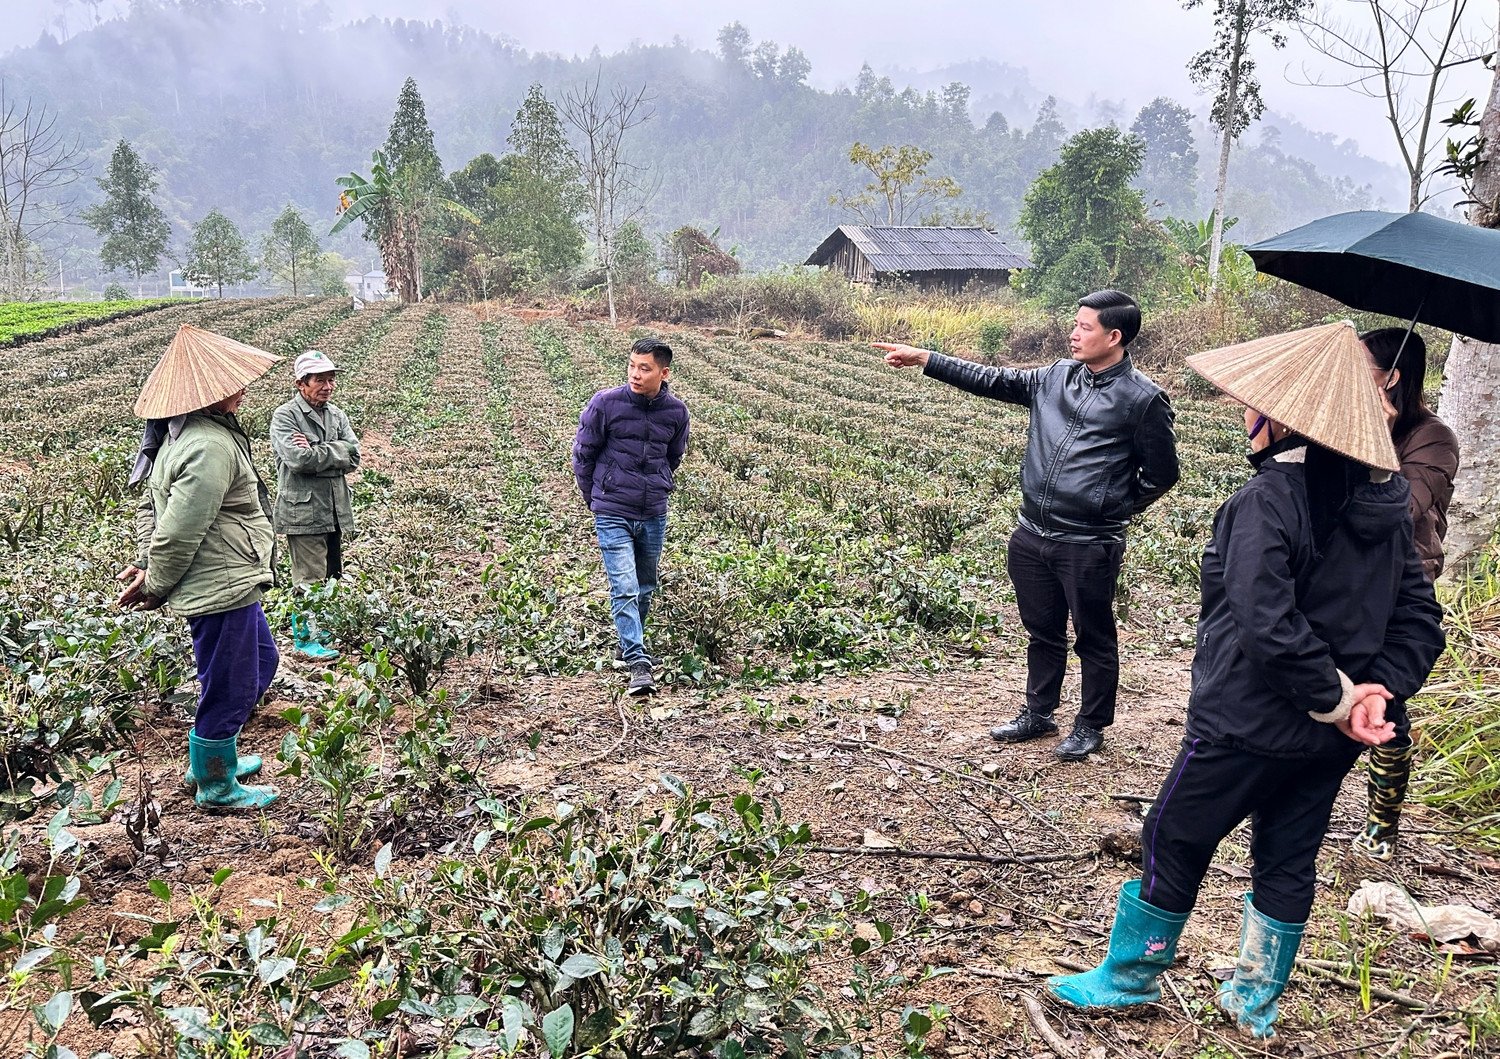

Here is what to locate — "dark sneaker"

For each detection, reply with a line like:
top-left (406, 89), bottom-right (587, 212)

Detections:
top-left (1055, 724), bottom-right (1104, 761)
top-left (613, 647), bottom-right (655, 669)
top-left (627, 662), bottom-right (656, 696)
top-left (990, 709), bottom-right (1059, 744)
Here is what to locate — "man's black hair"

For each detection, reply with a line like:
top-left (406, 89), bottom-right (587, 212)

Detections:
top-left (631, 336), bottom-right (673, 367)
top-left (1077, 290), bottom-right (1141, 347)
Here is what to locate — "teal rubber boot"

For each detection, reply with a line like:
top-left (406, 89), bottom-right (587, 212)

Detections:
top-left (1050, 876), bottom-right (1188, 1002)
top-left (189, 732), bottom-right (279, 811)
top-left (290, 612), bottom-right (340, 662)
top-left (1217, 893), bottom-right (1305, 1039)
top-left (183, 752), bottom-right (262, 789)
top-left (1046, 881), bottom-right (1189, 1008)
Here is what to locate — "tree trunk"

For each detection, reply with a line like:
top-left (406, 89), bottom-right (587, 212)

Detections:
top-left (1437, 61), bottom-right (1500, 568)
top-left (1208, 11), bottom-right (1247, 286)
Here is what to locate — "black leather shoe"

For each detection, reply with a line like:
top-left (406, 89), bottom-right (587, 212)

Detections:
top-left (1055, 724), bottom-right (1104, 761)
top-left (990, 709), bottom-right (1059, 744)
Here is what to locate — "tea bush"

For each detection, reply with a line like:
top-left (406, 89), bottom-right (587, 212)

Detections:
top-left (347, 778), bottom-right (858, 1058)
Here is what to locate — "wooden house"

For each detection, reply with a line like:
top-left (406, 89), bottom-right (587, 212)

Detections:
top-left (805, 225), bottom-right (1030, 289)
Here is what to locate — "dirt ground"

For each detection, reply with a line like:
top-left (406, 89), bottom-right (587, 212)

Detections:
top-left (31, 614), bottom-right (1500, 1058)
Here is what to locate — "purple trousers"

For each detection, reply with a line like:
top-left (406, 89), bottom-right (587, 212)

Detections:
top-left (187, 601), bottom-right (279, 740)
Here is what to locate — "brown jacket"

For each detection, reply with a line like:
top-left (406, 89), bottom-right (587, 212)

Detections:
top-left (1397, 410), bottom-right (1460, 582)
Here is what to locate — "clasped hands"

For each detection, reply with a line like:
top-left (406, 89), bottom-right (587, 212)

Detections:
top-left (115, 565), bottom-right (164, 611)
top-left (1339, 682), bottom-right (1397, 747)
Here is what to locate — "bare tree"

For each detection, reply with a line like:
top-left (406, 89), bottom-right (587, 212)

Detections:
top-left (1186, 0), bottom-right (1312, 285)
top-left (0, 83), bottom-right (86, 300)
top-left (1299, 0), bottom-right (1490, 211)
top-left (560, 72), bottom-right (655, 326)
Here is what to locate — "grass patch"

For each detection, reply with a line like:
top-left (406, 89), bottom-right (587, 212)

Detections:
top-left (1413, 543), bottom-right (1500, 849)
top-left (0, 299), bottom-right (178, 345)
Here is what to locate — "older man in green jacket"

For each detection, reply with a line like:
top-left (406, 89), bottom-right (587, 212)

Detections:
top-left (270, 349), bottom-right (360, 660)
top-left (119, 324), bottom-right (281, 812)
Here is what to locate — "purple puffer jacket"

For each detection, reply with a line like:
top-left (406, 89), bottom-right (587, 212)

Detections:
top-left (572, 383), bottom-right (691, 520)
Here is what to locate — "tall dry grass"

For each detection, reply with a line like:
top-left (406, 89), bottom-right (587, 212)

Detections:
top-left (1413, 542), bottom-right (1500, 848)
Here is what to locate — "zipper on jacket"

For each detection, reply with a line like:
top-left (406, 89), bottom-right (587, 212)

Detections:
top-left (1038, 378), bottom-right (1097, 535)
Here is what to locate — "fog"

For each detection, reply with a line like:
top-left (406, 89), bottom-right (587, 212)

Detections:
top-left (4, 0), bottom-right (1491, 179)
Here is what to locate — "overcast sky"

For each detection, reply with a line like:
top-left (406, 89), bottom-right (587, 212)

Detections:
top-left (4, 0), bottom-right (1493, 173)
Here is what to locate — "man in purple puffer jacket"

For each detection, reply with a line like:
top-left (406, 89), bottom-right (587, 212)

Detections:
top-left (573, 336), bottom-right (691, 695)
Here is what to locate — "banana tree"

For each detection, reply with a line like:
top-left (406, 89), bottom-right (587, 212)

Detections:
top-left (332, 151), bottom-right (478, 302)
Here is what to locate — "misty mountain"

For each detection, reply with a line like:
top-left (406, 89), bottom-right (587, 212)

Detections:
top-left (3, 2), bottom-right (1383, 279)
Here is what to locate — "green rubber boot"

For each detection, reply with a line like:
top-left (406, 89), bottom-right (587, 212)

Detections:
top-left (1217, 893), bottom-right (1304, 1040)
top-left (189, 731), bottom-right (279, 811)
top-left (290, 612), bottom-right (340, 662)
top-left (1352, 740), bottom-right (1416, 862)
top-left (183, 752), bottom-right (262, 788)
top-left (1046, 881), bottom-right (1189, 1009)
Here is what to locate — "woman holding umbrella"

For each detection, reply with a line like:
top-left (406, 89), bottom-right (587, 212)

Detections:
top-left (1045, 322), bottom-right (1444, 1039)
top-left (117, 325), bottom-right (282, 812)
top-left (1354, 327), bottom-right (1460, 861)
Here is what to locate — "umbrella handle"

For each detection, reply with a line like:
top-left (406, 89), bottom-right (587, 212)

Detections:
top-left (1384, 292), bottom-right (1428, 388)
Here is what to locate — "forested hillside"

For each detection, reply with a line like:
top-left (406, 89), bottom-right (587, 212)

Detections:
top-left (4, 2), bottom-right (1382, 274)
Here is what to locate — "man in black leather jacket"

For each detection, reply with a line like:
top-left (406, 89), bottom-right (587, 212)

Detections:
top-left (878, 290), bottom-right (1179, 760)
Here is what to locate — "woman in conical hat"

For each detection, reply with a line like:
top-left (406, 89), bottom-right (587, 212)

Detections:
top-left (1044, 322), bottom-right (1444, 1040)
top-left (117, 325), bottom-right (282, 812)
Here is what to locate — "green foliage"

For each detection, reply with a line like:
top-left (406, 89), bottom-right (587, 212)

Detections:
top-left (1185, 0), bottom-right (1311, 140)
top-left (278, 681), bottom-right (387, 862)
top-left (300, 562), bottom-right (483, 699)
top-left (335, 141), bottom-right (478, 302)
top-left (260, 205), bottom-right (321, 296)
top-left (612, 219), bottom-right (657, 283)
top-left (101, 282), bottom-right (131, 301)
top-left (1132, 97), bottom-right (1200, 216)
top-left (351, 781), bottom-right (855, 1058)
top-left (384, 76), bottom-right (444, 185)
top-left (1036, 242), bottom-right (1111, 311)
top-left (1017, 125), bottom-right (1166, 307)
top-left (427, 85), bottom-right (587, 297)
top-left (976, 318), bottom-right (1009, 353)
top-left (1439, 98), bottom-right (1486, 207)
top-left (0, 299), bottom-right (172, 345)
top-left (82, 140), bottom-right (171, 288)
top-left (1, 600), bottom-right (189, 821)
top-left (610, 267), bottom-right (861, 338)
top-left (833, 142), bottom-right (963, 225)
top-left (67, 871), bottom-right (374, 1057)
top-left (184, 209), bottom-right (257, 298)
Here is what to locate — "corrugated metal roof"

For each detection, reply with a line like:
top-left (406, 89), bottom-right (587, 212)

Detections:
top-left (805, 225), bottom-right (1031, 272)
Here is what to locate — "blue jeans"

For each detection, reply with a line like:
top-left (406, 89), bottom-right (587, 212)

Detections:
top-left (594, 514), bottom-right (667, 664)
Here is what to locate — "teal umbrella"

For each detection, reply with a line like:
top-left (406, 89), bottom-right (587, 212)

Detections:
top-left (1245, 210), bottom-right (1500, 343)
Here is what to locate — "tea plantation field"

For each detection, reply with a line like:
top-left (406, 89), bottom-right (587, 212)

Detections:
top-left (2, 300), bottom-right (1494, 1058)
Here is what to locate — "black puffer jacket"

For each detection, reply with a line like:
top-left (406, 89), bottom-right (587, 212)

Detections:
top-left (924, 353), bottom-right (1179, 543)
top-left (1186, 442), bottom-right (1445, 758)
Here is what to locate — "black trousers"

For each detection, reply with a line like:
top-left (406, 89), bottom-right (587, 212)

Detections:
top-left (1005, 524), bottom-right (1125, 728)
top-left (1139, 736), bottom-right (1359, 924)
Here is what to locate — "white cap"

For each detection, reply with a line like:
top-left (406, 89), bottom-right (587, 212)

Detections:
top-left (293, 350), bottom-right (338, 381)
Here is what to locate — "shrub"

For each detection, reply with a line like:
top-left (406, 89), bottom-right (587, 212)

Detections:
top-left (348, 780), bottom-right (856, 1058)
top-left (595, 268), bottom-right (863, 339)
top-left (977, 318), bottom-right (1009, 354)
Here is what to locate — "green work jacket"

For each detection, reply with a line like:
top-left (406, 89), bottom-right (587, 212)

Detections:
top-left (270, 394), bottom-right (360, 536)
top-left (136, 413), bottom-right (275, 617)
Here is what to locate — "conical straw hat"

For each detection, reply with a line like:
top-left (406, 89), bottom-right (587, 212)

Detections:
top-left (134, 325), bottom-right (282, 419)
top-left (1186, 320), bottom-right (1399, 472)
